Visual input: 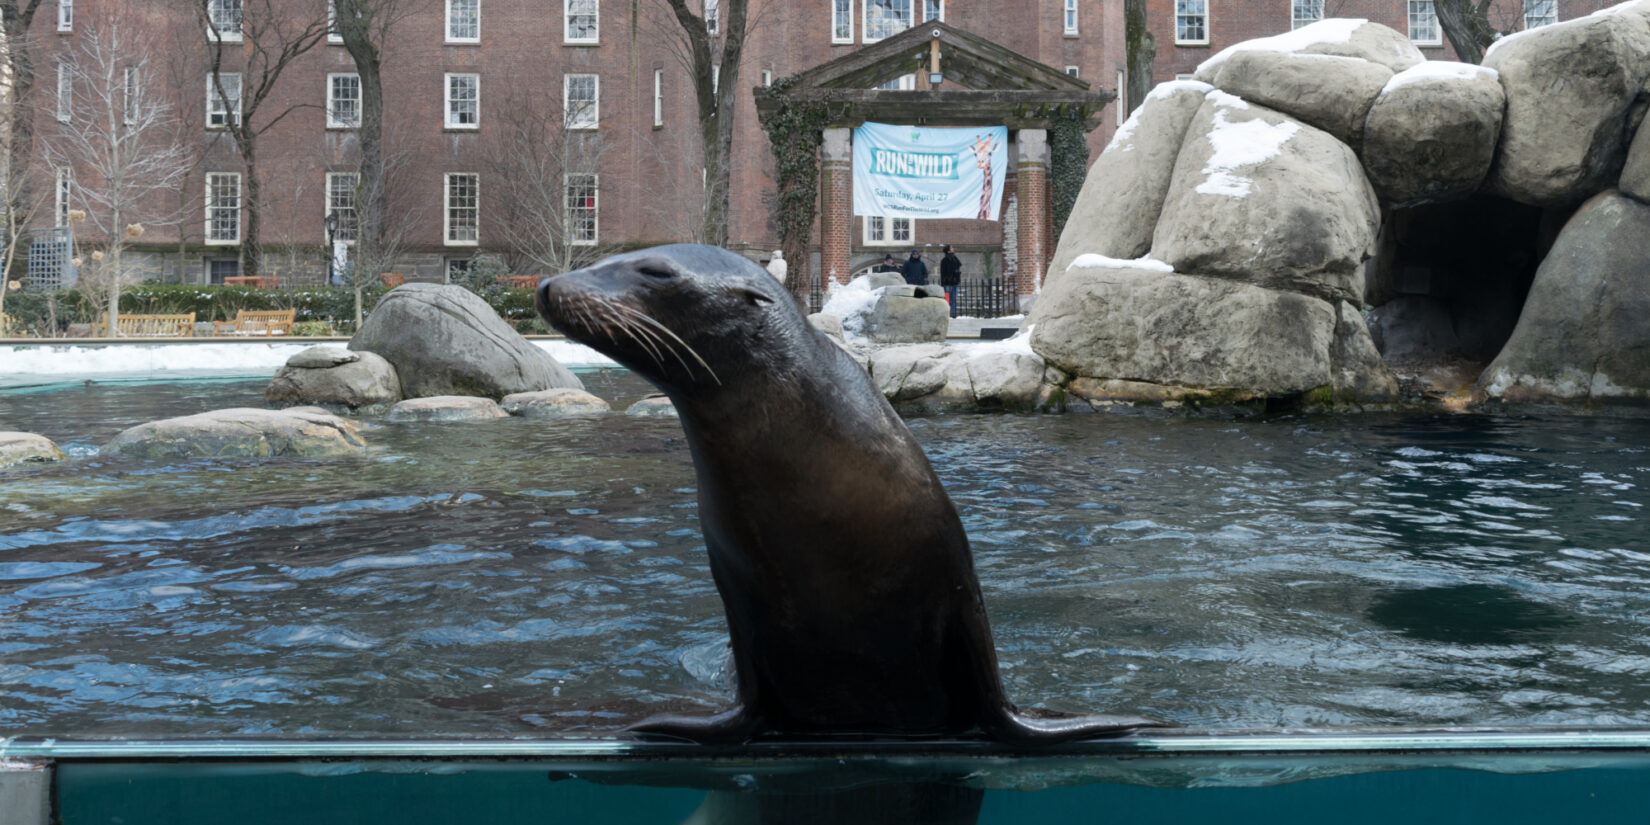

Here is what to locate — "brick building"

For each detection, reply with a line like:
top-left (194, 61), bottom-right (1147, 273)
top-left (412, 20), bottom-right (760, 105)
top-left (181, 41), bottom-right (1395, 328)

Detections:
top-left (12, 0), bottom-right (1128, 291)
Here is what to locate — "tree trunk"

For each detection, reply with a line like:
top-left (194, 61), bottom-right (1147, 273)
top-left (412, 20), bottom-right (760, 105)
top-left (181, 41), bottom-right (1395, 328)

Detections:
top-left (3, 1), bottom-right (46, 281)
top-left (108, 205), bottom-right (123, 335)
top-left (1434, 0), bottom-right (1499, 65)
top-left (239, 141), bottom-right (261, 280)
top-left (1124, 0), bottom-right (1156, 116)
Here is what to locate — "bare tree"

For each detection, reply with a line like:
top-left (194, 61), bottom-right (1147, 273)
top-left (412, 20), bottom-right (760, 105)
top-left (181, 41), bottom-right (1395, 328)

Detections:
top-left (483, 89), bottom-right (612, 276)
top-left (653, 0), bottom-right (756, 247)
top-left (1, 0), bottom-right (46, 281)
top-left (42, 15), bottom-right (191, 334)
top-left (197, 0), bottom-right (330, 281)
top-left (337, 125), bottom-right (425, 327)
top-left (0, 84), bottom-right (49, 334)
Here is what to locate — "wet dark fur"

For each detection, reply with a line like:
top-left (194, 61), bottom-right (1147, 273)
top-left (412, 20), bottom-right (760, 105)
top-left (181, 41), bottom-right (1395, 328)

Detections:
top-left (536, 244), bottom-right (1166, 743)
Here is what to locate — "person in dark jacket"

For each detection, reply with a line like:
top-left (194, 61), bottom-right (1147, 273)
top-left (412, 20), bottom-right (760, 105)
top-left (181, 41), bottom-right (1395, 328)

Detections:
top-left (901, 248), bottom-right (928, 286)
top-left (939, 244), bottom-right (962, 317)
top-left (873, 254), bottom-right (900, 274)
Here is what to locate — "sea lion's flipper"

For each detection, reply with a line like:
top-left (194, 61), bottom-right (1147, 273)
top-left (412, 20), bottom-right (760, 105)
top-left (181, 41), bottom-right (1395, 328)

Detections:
top-left (982, 707), bottom-right (1176, 744)
top-left (628, 705), bottom-right (764, 744)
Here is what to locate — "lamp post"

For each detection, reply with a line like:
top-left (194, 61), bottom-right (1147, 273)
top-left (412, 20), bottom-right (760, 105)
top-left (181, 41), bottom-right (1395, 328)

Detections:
top-left (324, 211), bottom-right (339, 285)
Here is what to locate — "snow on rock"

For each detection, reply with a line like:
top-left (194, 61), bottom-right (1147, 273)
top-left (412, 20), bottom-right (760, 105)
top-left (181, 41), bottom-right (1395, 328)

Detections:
top-left (1106, 79), bottom-right (1214, 153)
top-left (1195, 91), bottom-right (1301, 199)
top-left (1383, 61), bottom-right (1499, 93)
top-left (1068, 254), bottom-right (1175, 273)
top-left (819, 275), bottom-right (886, 342)
top-left (1196, 17), bottom-right (1367, 77)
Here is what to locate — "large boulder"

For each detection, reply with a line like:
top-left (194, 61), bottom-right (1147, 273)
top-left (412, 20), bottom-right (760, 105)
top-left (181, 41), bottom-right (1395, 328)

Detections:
top-left (0, 432), bottom-right (66, 468)
top-left (500, 388), bottom-right (611, 417)
top-left (1209, 51), bottom-right (1391, 147)
top-left (1361, 62), bottom-right (1504, 207)
top-left (1194, 18), bottom-right (1424, 81)
top-left (865, 341), bottom-right (1053, 411)
top-left (865, 287), bottom-right (950, 344)
top-left (1046, 80), bottom-right (1211, 279)
top-left (1151, 92), bottom-right (1379, 305)
top-left (1331, 301), bottom-right (1399, 402)
top-left (351, 283), bottom-right (582, 399)
top-left (1483, 6), bottom-right (1650, 205)
top-left (101, 409), bottom-right (366, 459)
top-left (1480, 191), bottom-right (1650, 404)
top-left (265, 346), bottom-right (401, 409)
top-left (1028, 263), bottom-right (1338, 398)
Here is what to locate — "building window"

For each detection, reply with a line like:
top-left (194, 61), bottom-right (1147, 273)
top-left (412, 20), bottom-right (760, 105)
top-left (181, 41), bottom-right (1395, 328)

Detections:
top-left (57, 0), bottom-right (72, 32)
top-left (923, 1), bottom-right (943, 22)
top-left (566, 174), bottom-right (598, 245)
top-left (832, 0), bottom-right (853, 43)
top-left (207, 73), bottom-right (241, 129)
top-left (864, 0), bottom-right (911, 42)
top-left (1116, 69), bottom-right (1125, 125)
top-left (445, 73), bottom-right (478, 129)
top-left (1064, 65), bottom-right (1079, 77)
top-left (327, 1), bottom-right (343, 43)
top-left (705, 0), bottom-right (719, 34)
top-left (762, 69), bottom-right (773, 86)
top-left (653, 70), bottom-right (663, 127)
top-left (712, 64), bottom-right (720, 94)
top-left (326, 172), bottom-right (359, 243)
top-left (327, 73), bottom-right (361, 128)
top-left (1525, 0), bottom-right (1556, 29)
top-left (864, 215), bottom-right (912, 245)
top-left (1175, 0), bottom-right (1207, 45)
top-left (1064, 0), bottom-right (1078, 35)
top-left (1408, 1), bottom-right (1441, 44)
top-left (876, 74), bottom-right (915, 90)
top-left (55, 167), bottom-right (72, 228)
top-left (123, 66), bottom-right (140, 126)
top-left (56, 60), bottom-right (71, 123)
top-left (1291, 0), bottom-right (1322, 29)
top-left (565, 0), bottom-right (598, 43)
top-left (445, 172), bottom-right (479, 245)
top-left (208, 0), bottom-right (243, 42)
top-left (446, 0), bottom-right (479, 43)
top-left (208, 258), bottom-right (240, 284)
top-left (564, 73), bottom-right (598, 129)
top-left (444, 257), bottom-right (473, 281)
top-left (206, 172), bottom-right (241, 245)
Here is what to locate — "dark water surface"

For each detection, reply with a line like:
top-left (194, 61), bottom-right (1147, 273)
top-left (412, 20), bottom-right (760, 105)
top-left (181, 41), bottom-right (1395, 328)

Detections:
top-left (2, 375), bottom-right (1648, 737)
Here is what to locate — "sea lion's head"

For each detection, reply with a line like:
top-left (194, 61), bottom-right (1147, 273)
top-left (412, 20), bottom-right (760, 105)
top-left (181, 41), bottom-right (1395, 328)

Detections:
top-left (536, 244), bottom-right (803, 394)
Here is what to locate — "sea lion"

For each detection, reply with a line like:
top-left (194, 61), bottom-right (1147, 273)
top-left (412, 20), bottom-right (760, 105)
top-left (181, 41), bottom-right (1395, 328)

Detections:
top-left (535, 244), bottom-right (1166, 743)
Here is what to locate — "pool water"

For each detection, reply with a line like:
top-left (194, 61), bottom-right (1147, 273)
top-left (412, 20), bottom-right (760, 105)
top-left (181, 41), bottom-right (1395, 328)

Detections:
top-left (2, 374), bottom-right (1649, 738)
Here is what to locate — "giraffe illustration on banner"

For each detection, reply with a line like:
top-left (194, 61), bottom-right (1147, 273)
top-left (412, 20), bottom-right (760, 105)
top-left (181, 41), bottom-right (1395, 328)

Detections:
top-left (972, 133), bottom-right (1001, 220)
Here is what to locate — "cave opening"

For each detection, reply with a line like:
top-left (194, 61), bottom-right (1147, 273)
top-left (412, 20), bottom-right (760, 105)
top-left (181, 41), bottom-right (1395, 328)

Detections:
top-left (1364, 194), bottom-right (1571, 374)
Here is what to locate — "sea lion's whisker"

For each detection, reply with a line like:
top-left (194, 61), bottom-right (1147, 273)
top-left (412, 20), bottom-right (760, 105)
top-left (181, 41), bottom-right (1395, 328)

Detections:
top-left (611, 303), bottom-right (721, 386)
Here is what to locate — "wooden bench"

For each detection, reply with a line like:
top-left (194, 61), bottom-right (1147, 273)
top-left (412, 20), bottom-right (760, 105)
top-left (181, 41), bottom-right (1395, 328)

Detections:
top-left (212, 309), bottom-right (296, 336)
top-left (101, 313), bottom-right (196, 338)
top-left (380, 273), bottom-right (406, 287)
top-left (503, 275), bottom-right (541, 290)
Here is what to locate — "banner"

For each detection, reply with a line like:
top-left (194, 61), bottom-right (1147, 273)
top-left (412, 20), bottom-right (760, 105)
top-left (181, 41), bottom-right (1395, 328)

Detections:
top-left (852, 122), bottom-right (1008, 221)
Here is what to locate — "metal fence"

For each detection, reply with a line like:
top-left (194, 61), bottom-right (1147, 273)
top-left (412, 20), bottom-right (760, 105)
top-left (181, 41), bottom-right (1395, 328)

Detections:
top-left (27, 227), bottom-right (75, 291)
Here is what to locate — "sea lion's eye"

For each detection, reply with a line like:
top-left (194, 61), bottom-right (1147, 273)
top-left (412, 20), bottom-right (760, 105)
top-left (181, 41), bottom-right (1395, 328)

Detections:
top-left (743, 290), bottom-right (773, 307)
top-left (637, 264), bottom-right (675, 280)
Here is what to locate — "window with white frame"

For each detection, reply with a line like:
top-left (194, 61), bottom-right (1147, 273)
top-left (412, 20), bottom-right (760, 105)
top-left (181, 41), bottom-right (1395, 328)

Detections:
top-left (55, 167), bottom-right (72, 228)
top-left (653, 69), bottom-right (663, 127)
top-left (864, 215), bottom-right (911, 245)
top-left (1116, 69), bottom-right (1125, 125)
top-left (566, 174), bottom-right (598, 245)
top-left (832, 0), bottom-right (853, 43)
top-left (1064, 65), bottom-right (1079, 77)
top-left (706, 0), bottom-right (719, 34)
top-left (445, 73), bottom-right (478, 129)
top-left (1408, 0), bottom-right (1440, 44)
top-left (208, 0), bottom-right (243, 42)
top-left (444, 173), bottom-right (479, 245)
top-left (864, 0), bottom-right (911, 42)
top-left (1291, 0), bottom-right (1322, 29)
top-left (565, 0), bottom-right (598, 43)
top-left (922, 1), bottom-right (942, 21)
top-left (447, 0), bottom-right (479, 43)
top-left (327, 73), bottom-right (361, 128)
top-left (207, 72), bottom-right (241, 129)
top-left (762, 69), bottom-right (773, 86)
top-left (876, 74), bottom-right (915, 90)
top-left (327, 0), bottom-right (342, 43)
top-left (1064, 0), bottom-right (1078, 35)
top-left (564, 73), bottom-right (598, 129)
top-left (57, 0), bottom-right (72, 32)
top-left (1175, 0), bottom-right (1207, 44)
top-left (124, 66), bottom-right (139, 126)
top-left (206, 172), bottom-right (241, 244)
top-left (1525, 0), bottom-right (1556, 29)
top-left (325, 172), bottom-right (359, 243)
top-left (56, 60), bottom-right (71, 123)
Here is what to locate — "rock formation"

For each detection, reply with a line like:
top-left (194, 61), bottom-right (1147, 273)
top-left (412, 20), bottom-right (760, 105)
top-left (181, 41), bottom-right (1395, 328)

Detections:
top-left (1042, 6), bottom-right (1650, 409)
top-left (384, 396), bottom-right (509, 422)
top-left (265, 346), bottom-right (401, 410)
top-left (0, 432), bottom-right (66, 468)
top-left (500, 388), bottom-right (612, 417)
top-left (101, 409), bottom-right (366, 459)
top-left (351, 283), bottom-right (583, 400)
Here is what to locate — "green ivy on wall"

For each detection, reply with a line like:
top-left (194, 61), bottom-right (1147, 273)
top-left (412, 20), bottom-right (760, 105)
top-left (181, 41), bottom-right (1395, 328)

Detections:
top-left (1049, 111), bottom-right (1091, 243)
top-left (757, 80), bottom-right (832, 301)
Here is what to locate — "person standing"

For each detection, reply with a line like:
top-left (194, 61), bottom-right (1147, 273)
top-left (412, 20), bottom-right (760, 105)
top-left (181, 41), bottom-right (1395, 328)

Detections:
top-left (901, 248), bottom-right (928, 287)
top-left (766, 250), bottom-right (787, 285)
top-left (874, 253), bottom-right (900, 274)
top-left (939, 244), bottom-right (962, 317)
